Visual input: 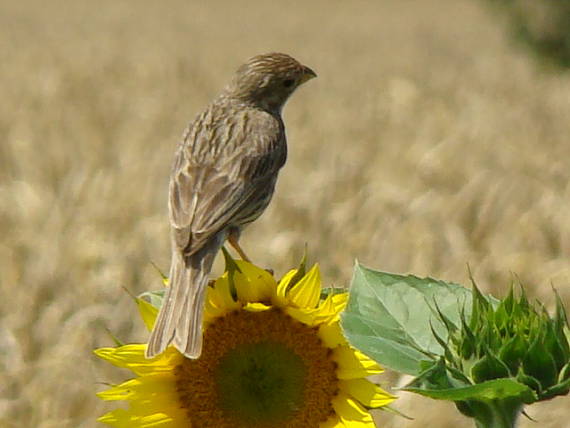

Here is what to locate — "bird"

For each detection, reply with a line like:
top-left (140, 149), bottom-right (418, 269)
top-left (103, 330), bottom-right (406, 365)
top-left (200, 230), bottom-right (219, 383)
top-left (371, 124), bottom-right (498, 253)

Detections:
top-left (146, 53), bottom-right (316, 359)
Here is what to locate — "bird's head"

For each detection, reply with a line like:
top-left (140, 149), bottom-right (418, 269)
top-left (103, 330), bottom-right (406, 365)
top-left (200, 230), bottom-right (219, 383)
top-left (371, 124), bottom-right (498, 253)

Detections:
top-left (226, 52), bottom-right (316, 114)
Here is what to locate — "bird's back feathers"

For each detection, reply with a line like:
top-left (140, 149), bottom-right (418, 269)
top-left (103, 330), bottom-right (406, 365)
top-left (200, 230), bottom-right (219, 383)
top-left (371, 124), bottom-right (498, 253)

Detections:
top-left (146, 52), bottom-right (314, 359)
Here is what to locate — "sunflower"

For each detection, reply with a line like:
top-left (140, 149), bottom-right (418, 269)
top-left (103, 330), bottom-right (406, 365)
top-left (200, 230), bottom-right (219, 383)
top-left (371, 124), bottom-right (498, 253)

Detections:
top-left (95, 256), bottom-right (395, 427)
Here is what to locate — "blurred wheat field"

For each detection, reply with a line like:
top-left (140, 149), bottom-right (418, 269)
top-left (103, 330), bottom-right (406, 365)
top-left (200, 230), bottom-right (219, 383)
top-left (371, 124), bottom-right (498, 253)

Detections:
top-left (1, 0), bottom-right (569, 427)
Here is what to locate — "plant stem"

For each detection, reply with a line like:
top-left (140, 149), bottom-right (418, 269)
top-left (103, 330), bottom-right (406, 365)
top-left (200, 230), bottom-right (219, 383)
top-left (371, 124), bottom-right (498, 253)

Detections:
top-left (471, 398), bottom-right (522, 428)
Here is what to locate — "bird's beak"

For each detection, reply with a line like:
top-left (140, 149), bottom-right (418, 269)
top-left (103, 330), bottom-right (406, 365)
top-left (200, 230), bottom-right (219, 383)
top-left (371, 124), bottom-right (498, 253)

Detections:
top-left (299, 65), bottom-right (317, 84)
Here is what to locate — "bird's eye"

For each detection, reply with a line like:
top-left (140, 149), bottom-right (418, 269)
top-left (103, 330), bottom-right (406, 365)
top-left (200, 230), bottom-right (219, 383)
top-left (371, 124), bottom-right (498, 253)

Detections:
top-left (283, 79), bottom-right (295, 88)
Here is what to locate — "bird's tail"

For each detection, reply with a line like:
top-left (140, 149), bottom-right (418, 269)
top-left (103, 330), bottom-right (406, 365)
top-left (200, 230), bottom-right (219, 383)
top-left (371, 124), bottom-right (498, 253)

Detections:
top-left (146, 245), bottom-right (217, 359)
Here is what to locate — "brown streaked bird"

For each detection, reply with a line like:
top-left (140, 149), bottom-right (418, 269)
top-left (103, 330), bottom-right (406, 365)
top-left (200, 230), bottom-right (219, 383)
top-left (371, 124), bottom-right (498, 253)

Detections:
top-left (146, 53), bottom-right (316, 359)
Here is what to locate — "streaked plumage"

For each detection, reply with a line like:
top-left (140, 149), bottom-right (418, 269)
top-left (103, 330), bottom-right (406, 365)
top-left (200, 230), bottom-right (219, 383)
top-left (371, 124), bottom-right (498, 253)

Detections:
top-left (146, 53), bottom-right (316, 359)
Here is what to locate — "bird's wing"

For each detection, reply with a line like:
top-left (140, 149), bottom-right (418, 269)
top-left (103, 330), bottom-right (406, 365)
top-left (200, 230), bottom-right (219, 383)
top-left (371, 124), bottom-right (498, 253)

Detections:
top-left (169, 107), bottom-right (285, 256)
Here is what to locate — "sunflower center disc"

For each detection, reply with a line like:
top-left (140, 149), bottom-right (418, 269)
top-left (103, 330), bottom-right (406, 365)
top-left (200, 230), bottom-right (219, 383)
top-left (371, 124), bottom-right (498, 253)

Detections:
top-left (175, 308), bottom-right (338, 428)
top-left (216, 341), bottom-right (305, 425)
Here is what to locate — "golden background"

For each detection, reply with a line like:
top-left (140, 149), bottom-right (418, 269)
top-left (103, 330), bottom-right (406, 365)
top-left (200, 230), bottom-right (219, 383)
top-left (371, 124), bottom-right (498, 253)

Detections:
top-left (1, 0), bottom-right (569, 426)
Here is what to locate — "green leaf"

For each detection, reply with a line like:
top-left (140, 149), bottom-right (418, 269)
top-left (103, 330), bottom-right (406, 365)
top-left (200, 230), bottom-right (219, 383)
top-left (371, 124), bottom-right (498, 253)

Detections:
top-left (405, 377), bottom-right (536, 403)
top-left (342, 262), bottom-right (473, 375)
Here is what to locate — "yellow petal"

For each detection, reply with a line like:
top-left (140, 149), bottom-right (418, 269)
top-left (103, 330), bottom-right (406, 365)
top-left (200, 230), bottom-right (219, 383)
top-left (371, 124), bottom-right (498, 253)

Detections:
top-left (339, 378), bottom-right (396, 408)
top-left (98, 409), bottom-right (135, 427)
top-left (212, 274), bottom-right (239, 308)
top-left (276, 268), bottom-right (299, 302)
top-left (233, 260), bottom-right (277, 303)
top-left (316, 292), bottom-right (348, 322)
top-left (137, 298), bottom-right (159, 331)
top-left (318, 322), bottom-right (347, 349)
top-left (284, 306), bottom-right (321, 326)
top-left (204, 274), bottom-right (240, 322)
top-left (94, 345), bottom-right (181, 376)
top-left (334, 346), bottom-right (383, 379)
top-left (98, 409), bottom-right (128, 427)
top-left (320, 414), bottom-right (344, 428)
top-left (332, 393), bottom-right (375, 427)
top-left (285, 293), bottom-right (347, 327)
top-left (98, 408), bottom-right (184, 427)
top-left (331, 293), bottom-right (349, 312)
top-left (306, 293), bottom-right (349, 325)
top-left (243, 302), bottom-right (272, 312)
top-left (97, 373), bottom-right (177, 403)
top-left (286, 263), bottom-right (322, 309)
top-left (97, 374), bottom-right (187, 426)
top-left (317, 295), bottom-right (340, 320)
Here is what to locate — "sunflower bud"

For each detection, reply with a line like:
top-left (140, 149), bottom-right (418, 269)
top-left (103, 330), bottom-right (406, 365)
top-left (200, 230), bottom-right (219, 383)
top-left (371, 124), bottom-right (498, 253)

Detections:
top-left (432, 281), bottom-right (570, 425)
top-left (448, 283), bottom-right (570, 399)
top-left (342, 264), bottom-right (570, 428)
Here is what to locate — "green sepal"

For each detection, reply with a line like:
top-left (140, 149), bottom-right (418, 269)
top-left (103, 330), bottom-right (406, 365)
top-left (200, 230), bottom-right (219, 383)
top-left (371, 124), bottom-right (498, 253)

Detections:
top-left (221, 245), bottom-right (242, 274)
top-left (471, 349), bottom-right (511, 383)
top-left (542, 318), bottom-right (568, 372)
top-left (542, 374), bottom-right (570, 399)
top-left (403, 358), bottom-right (468, 392)
top-left (433, 299), bottom-right (459, 335)
top-left (559, 362), bottom-right (570, 382)
top-left (515, 369), bottom-right (542, 397)
top-left (554, 290), bottom-right (570, 354)
top-left (104, 327), bottom-right (125, 347)
top-left (138, 289), bottom-right (165, 310)
top-left (320, 286), bottom-right (346, 299)
top-left (498, 334), bottom-right (526, 374)
top-left (285, 247), bottom-right (308, 293)
top-left (429, 321), bottom-right (454, 363)
top-left (149, 261), bottom-right (169, 286)
top-left (458, 311), bottom-right (477, 359)
top-left (522, 333), bottom-right (558, 389)
top-left (469, 277), bottom-right (492, 327)
top-left (221, 246), bottom-right (242, 299)
top-left (377, 404), bottom-right (414, 420)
